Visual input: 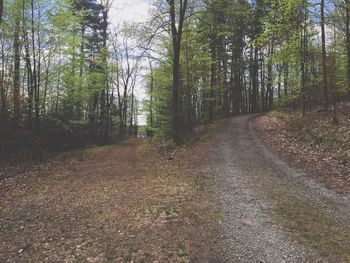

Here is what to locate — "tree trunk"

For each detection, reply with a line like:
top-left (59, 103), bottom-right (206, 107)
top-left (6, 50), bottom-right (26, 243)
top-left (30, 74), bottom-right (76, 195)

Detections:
top-left (260, 52), bottom-right (265, 112)
top-left (252, 47), bottom-right (259, 112)
top-left (321, 0), bottom-right (329, 110)
top-left (185, 38), bottom-right (193, 131)
top-left (129, 84), bottom-right (134, 136)
top-left (248, 46), bottom-right (253, 112)
top-left (102, 3), bottom-right (109, 141)
top-left (78, 26), bottom-right (85, 118)
top-left (277, 64), bottom-right (282, 101)
top-left (209, 40), bottom-right (216, 123)
top-left (13, 14), bottom-right (21, 125)
top-left (0, 0), bottom-right (3, 25)
top-left (122, 86), bottom-right (128, 137)
top-left (301, 8), bottom-right (307, 116)
top-left (0, 39), bottom-right (7, 121)
top-left (35, 6), bottom-right (42, 130)
top-left (346, 0), bottom-right (350, 94)
top-left (283, 62), bottom-right (289, 102)
top-left (267, 42), bottom-right (274, 111)
top-left (168, 0), bottom-right (187, 145)
top-left (148, 59), bottom-right (154, 128)
top-left (172, 43), bottom-right (181, 143)
top-left (24, 31), bottom-right (34, 124)
top-left (30, 0), bottom-right (40, 130)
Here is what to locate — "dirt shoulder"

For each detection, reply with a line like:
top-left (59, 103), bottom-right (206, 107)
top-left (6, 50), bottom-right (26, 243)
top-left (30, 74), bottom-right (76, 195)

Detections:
top-left (0, 129), bottom-right (218, 262)
top-left (254, 112), bottom-right (350, 195)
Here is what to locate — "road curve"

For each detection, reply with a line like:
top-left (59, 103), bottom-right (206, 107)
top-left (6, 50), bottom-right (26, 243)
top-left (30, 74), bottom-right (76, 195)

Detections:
top-left (204, 114), bottom-right (350, 263)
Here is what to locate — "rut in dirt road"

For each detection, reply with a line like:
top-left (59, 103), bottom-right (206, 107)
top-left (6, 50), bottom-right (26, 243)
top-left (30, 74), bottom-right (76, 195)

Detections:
top-left (205, 114), bottom-right (350, 263)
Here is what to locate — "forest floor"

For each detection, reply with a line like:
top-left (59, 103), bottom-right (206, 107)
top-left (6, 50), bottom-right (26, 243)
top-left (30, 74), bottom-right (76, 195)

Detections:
top-left (3, 113), bottom-right (350, 262)
top-left (254, 106), bottom-right (350, 194)
top-left (0, 132), bottom-right (220, 262)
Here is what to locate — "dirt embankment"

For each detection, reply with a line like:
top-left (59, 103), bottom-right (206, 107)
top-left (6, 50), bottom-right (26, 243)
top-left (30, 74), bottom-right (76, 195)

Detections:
top-left (254, 111), bottom-right (350, 194)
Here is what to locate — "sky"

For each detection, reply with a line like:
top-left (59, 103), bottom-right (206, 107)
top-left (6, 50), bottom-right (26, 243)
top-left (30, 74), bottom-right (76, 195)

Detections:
top-left (110, 0), bottom-right (151, 125)
top-left (110, 0), bottom-right (151, 25)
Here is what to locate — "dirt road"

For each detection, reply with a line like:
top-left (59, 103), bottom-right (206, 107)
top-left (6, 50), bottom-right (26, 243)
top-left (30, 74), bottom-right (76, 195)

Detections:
top-left (205, 115), bottom-right (350, 262)
top-left (2, 115), bottom-right (350, 262)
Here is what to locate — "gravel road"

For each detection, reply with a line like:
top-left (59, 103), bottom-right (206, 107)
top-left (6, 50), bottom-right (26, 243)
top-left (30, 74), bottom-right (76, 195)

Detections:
top-left (204, 114), bottom-right (350, 263)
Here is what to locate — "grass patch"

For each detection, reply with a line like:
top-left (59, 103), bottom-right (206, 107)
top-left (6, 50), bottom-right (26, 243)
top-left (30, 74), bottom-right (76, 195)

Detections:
top-left (87, 144), bottom-right (117, 154)
top-left (270, 189), bottom-right (350, 262)
top-left (87, 138), bottom-right (138, 154)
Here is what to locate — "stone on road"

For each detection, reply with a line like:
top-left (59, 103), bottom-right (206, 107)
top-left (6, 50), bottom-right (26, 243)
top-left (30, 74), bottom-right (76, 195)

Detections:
top-left (204, 115), bottom-right (350, 263)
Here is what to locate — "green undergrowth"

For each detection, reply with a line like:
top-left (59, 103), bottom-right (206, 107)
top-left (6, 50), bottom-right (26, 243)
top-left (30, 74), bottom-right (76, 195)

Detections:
top-left (86, 138), bottom-right (136, 154)
top-left (86, 144), bottom-right (117, 154)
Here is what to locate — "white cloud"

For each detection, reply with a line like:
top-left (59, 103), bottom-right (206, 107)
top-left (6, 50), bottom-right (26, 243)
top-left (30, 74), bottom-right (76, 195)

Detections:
top-left (110, 0), bottom-right (151, 25)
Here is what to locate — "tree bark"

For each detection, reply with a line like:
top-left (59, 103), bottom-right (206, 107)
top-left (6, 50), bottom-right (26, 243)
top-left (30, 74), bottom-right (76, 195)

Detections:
top-left (0, 37), bottom-right (7, 121)
top-left (30, 0), bottom-right (40, 130)
top-left (267, 43), bottom-right (274, 111)
top-left (13, 13), bottom-right (21, 125)
top-left (209, 39), bottom-right (216, 123)
top-left (252, 47), bottom-right (259, 112)
top-left (321, 0), bottom-right (329, 110)
top-left (0, 0), bottom-right (3, 25)
top-left (283, 62), bottom-right (289, 102)
top-left (148, 59), bottom-right (154, 128)
top-left (301, 4), bottom-right (307, 116)
top-left (101, 2), bottom-right (110, 141)
top-left (168, 0), bottom-right (187, 145)
top-left (346, 0), bottom-right (350, 94)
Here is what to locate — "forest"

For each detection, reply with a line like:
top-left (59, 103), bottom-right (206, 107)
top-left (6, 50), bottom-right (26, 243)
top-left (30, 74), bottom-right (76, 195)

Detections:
top-left (2, 0), bottom-right (350, 262)
top-left (0, 0), bottom-right (349, 157)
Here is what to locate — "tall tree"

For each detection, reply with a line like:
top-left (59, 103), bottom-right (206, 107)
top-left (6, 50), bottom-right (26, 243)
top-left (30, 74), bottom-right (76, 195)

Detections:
top-left (346, 0), bottom-right (350, 93)
top-left (100, 0), bottom-right (112, 141)
top-left (0, 0), bottom-right (3, 25)
top-left (321, 0), bottom-right (330, 110)
top-left (13, 2), bottom-right (21, 125)
top-left (167, 0), bottom-right (188, 145)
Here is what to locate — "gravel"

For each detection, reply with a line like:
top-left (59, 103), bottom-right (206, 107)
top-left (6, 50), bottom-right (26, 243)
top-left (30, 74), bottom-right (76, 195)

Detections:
top-left (202, 114), bottom-right (350, 262)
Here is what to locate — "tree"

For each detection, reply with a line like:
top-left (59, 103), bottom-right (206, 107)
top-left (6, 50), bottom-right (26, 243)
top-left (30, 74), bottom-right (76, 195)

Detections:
top-left (167, 0), bottom-right (188, 145)
top-left (0, 0), bottom-right (3, 25)
top-left (346, 0), bottom-right (350, 92)
top-left (12, 0), bottom-right (21, 125)
top-left (321, 0), bottom-right (330, 110)
top-left (111, 25), bottom-right (142, 138)
top-left (1, 0), bottom-right (350, 159)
